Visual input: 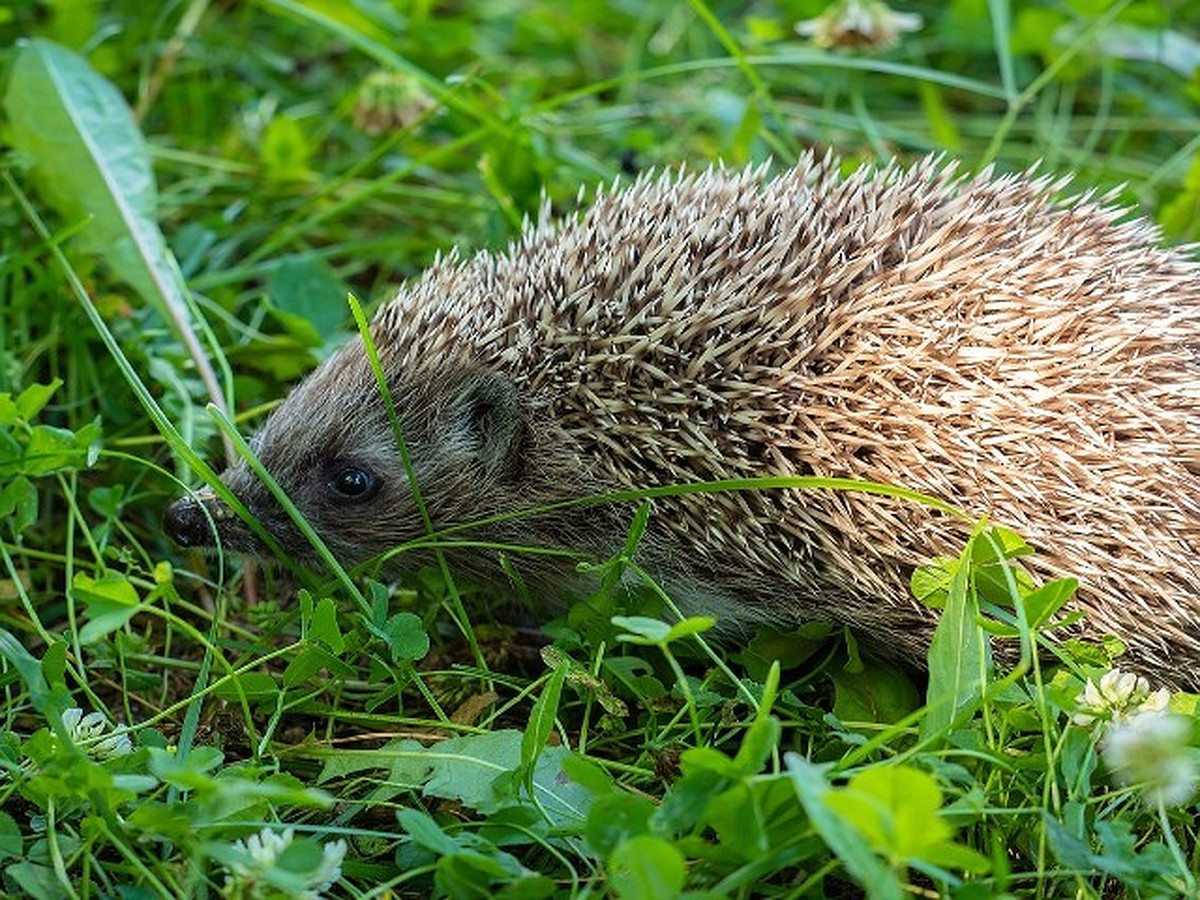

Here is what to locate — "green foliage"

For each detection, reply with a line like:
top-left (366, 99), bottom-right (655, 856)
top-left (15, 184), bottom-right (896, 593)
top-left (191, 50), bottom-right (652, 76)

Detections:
top-left (4, 40), bottom-right (164, 301)
top-left (1, 0), bottom-right (1199, 897)
top-left (823, 765), bottom-right (991, 875)
top-left (0, 380), bottom-right (100, 480)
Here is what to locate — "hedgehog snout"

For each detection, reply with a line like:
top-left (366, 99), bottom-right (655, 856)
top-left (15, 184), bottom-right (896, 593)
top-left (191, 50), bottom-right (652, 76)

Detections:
top-left (164, 486), bottom-right (234, 548)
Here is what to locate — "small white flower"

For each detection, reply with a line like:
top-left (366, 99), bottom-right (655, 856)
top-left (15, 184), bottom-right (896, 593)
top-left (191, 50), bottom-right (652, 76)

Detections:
top-left (352, 69), bottom-right (436, 136)
top-left (1102, 711), bottom-right (1198, 808)
top-left (225, 827), bottom-right (346, 899)
top-left (311, 838), bottom-right (347, 896)
top-left (62, 707), bottom-right (133, 759)
top-left (1138, 686), bottom-right (1171, 714)
top-left (231, 827), bottom-right (291, 874)
top-left (1072, 668), bottom-right (1170, 726)
top-left (796, 0), bottom-right (922, 50)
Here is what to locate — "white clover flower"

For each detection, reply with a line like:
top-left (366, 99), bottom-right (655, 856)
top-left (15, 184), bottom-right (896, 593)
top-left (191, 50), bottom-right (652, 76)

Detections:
top-left (796, 0), bottom-right (922, 50)
top-left (1102, 711), bottom-right (1198, 808)
top-left (225, 827), bottom-right (347, 899)
top-left (62, 707), bottom-right (133, 760)
top-left (231, 827), bottom-right (292, 874)
top-left (352, 69), bottom-right (436, 136)
top-left (1072, 668), bottom-right (1171, 727)
top-left (309, 838), bottom-right (347, 896)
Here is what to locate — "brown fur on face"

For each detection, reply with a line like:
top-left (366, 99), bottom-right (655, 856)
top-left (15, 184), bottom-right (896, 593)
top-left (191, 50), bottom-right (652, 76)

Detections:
top-left (166, 154), bottom-right (1200, 688)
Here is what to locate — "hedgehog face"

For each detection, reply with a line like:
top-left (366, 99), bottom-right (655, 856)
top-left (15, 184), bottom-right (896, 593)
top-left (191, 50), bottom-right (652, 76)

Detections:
top-left (164, 340), bottom-right (530, 572)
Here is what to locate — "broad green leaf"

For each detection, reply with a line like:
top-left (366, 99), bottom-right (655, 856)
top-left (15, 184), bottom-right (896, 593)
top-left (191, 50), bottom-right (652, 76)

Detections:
top-left (318, 730), bottom-right (592, 824)
top-left (560, 753), bottom-right (614, 796)
top-left (276, 838), bottom-right (327, 878)
top-left (0, 812), bottom-right (22, 861)
top-left (282, 645), bottom-right (353, 688)
top-left (0, 477), bottom-right (37, 533)
top-left (729, 94), bottom-right (763, 164)
top-left (0, 627), bottom-right (65, 715)
top-left (398, 807), bottom-right (462, 856)
top-left (227, 333), bottom-right (322, 381)
top-left (420, 729), bottom-right (526, 811)
top-left (1041, 810), bottom-right (1096, 870)
top-left (612, 615), bottom-right (671, 644)
top-left (602, 655), bottom-right (666, 700)
top-left (923, 523), bottom-right (990, 741)
top-left (584, 793), bottom-right (654, 857)
top-left (1011, 7), bottom-right (1067, 58)
top-left (830, 657), bottom-right (920, 726)
top-left (150, 752), bottom-right (332, 811)
top-left (824, 765), bottom-right (950, 860)
top-left (41, 0), bottom-right (100, 48)
top-left (608, 835), bottom-right (686, 900)
top-left (6, 40), bottom-right (175, 312)
top-left (5, 861), bottom-right (60, 900)
top-left (663, 615), bottom-right (716, 643)
top-left (87, 484), bottom-right (125, 518)
top-left (72, 571), bottom-right (139, 606)
top-left (735, 622), bottom-right (832, 679)
top-left (785, 754), bottom-right (903, 900)
top-left (704, 781), bottom-right (772, 859)
top-left (436, 853), bottom-right (513, 898)
top-left (147, 745), bottom-right (225, 784)
top-left (260, 115), bottom-right (312, 180)
top-left (918, 80), bottom-right (962, 150)
top-left (1091, 23), bottom-right (1200, 76)
top-left (650, 767), bottom-right (727, 835)
top-left (1022, 577), bottom-right (1079, 629)
top-left (1093, 819), bottom-right (1178, 881)
top-left (4, 39), bottom-right (222, 410)
top-left (972, 527), bottom-right (1036, 607)
top-left (397, 807), bottom-right (551, 898)
top-left (15, 381), bottom-right (62, 420)
top-left (316, 737), bottom-right (429, 785)
top-left (911, 556), bottom-right (957, 610)
top-left (72, 572), bottom-right (141, 643)
top-left (211, 671), bottom-right (279, 703)
top-left (126, 803), bottom-right (194, 843)
top-left (731, 713), bottom-right (781, 777)
top-left (0, 430), bottom-right (21, 476)
top-left (22, 422), bottom-right (101, 475)
top-left (40, 641), bottom-right (67, 689)
top-left (267, 255), bottom-right (349, 337)
top-left (371, 611), bottom-right (429, 662)
top-left (0, 395), bottom-right (19, 426)
top-left (707, 776), bottom-right (802, 863)
top-left (1160, 151), bottom-right (1200, 241)
top-left (427, 731), bottom-right (592, 825)
top-left (492, 873), bottom-right (557, 898)
top-left (918, 839), bottom-right (993, 873)
top-left (368, 579), bottom-right (390, 625)
top-left (309, 596), bottom-right (345, 654)
top-left (71, 584), bottom-right (137, 635)
top-left (680, 745), bottom-right (740, 778)
top-left (518, 658), bottom-right (568, 793)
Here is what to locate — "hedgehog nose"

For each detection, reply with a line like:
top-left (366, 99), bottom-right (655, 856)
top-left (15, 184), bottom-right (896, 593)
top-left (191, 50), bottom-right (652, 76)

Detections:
top-left (163, 489), bottom-right (224, 547)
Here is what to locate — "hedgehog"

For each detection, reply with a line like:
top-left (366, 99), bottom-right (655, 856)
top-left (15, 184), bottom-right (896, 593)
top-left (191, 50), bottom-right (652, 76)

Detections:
top-left (164, 154), bottom-right (1200, 689)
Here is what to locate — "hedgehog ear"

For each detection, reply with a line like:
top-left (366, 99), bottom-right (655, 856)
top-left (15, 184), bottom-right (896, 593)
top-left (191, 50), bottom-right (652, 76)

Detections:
top-left (444, 372), bottom-right (523, 477)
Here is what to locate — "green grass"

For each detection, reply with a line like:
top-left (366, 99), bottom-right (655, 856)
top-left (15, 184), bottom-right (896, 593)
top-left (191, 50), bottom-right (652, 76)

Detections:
top-left (2, 1), bottom-right (1200, 897)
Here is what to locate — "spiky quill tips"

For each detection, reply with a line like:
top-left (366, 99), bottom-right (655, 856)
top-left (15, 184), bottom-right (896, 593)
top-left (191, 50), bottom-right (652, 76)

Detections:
top-left (170, 155), bottom-right (1200, 688)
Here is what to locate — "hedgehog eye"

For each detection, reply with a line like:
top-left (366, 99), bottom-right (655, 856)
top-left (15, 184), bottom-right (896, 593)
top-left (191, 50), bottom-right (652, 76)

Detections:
top-left (329, 465), bottom-right (379, 501)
